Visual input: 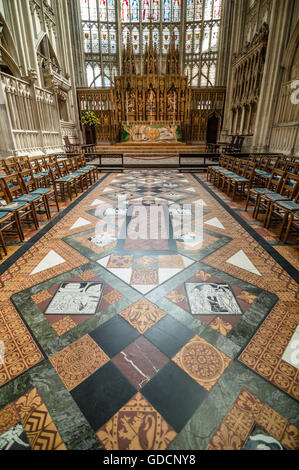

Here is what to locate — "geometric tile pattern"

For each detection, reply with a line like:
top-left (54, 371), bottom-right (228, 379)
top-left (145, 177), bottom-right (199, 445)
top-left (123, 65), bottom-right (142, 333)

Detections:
top-left (1, 168), bottom-right (298, 451)
top-left (239, 302), bottom-right (299, 400)
top-left (0, 388), bottom-right (66, 450)
top-left (206, 389), bottom-right (299, 450)
top-left (0, 301), bottom-right (44, 387)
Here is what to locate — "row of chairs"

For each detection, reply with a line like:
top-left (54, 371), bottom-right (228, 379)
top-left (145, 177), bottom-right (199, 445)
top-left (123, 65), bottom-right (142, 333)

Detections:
top-left (0, 154), bottom-right (99, 258)
top-left (207, 155), bottom-right (299, 243)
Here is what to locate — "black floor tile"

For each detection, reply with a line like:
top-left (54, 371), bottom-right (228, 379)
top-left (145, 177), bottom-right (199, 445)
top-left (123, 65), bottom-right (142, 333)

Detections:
top-left (142, 361), bottom-right (207, 433)
top-left (90, 315), bottom-right (140, 357)
top-left (70, 361), bottom-right (137, 432)
top-left (144, 315), bottom-right (195, 358)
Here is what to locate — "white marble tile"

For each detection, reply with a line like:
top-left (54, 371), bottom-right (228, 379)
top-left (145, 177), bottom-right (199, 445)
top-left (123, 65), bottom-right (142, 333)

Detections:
top-left (158, 268), bottom-right (182, 284)
top-left (282, 325), bottom-right (299, 369)
top-left (226, 250), bottom-right (261, 276)
top-left (131, 284), bottom-right (156, 294)
top-left (90, 199), bottom-right (106, 206)
top-left (97, 256), bottom-right (111, 268)
top-left (30, 250), bottom-right (66, 276)
top-left (204, 217), bottom-right (225, 230)
top-left (182, 256), bottom-right (195, 267)
top-left (108, 268), bottom-right (132, 284)
top-left (70, 217), bottom-right (91, 230)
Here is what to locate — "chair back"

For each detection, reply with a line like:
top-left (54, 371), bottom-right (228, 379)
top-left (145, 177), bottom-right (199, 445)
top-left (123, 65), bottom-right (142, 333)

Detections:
top-left (237, 160), bottom-right (249, 176)
top-left (244, 162), bottom-right (256, 181)
top-left (47, 162), bottom-right (61, 182)
top-left (280, 173), bottom-right (299, 199)
top-left (284, 162), bottom-right (299, 175)
top-left (257, 157), bottom-right (271, 171)
top-left (0, 174), bottom-right (25, 202)
top-left (13, 156), bottom-right (30, 171)
top-left (266, 169), bottom-right (286, 192)
top-left (2, 162), bottom-right (20, 175)
top-left (19, 169), bottom-right (38, 194)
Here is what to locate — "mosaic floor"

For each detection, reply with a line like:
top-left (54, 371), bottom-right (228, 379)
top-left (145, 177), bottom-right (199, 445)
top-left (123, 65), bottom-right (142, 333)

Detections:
top-left (0, 170), bottom-right (298, 451)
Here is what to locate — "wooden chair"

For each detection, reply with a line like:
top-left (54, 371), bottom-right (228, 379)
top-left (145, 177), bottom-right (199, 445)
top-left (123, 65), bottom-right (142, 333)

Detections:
top-left (13, 156), bottom-right (31, 171)
top-left (275, 192), bottom-right (299, 243)
top-left (78, 154), bottom-right (98, 183)
top-left (0, 183), bottom-right (25, 257)
top-left (264, 174), bottom-right (299, 230)
top-left (215, 157), bottom-right (237, 189)
top-left (60, 158), bottom-right (84, 193)
top-left (2, 161), bottom-right (20, 175)
top-left (227, 161), bottom-right (256, 201)
top-left (18, 169), bottom-right (60, 220)
top-left (70, 156), bottom-right (92, 188)
top-left (47, 162), bottom-right (78, 202)
top-left (251, 169), bottom-right (287, 220)
top-left (216, 158), bottom-right (240, 192)
top-left (208, 155), bottom-right (230, 184)
top-left (0, 176), bottom-right (39, 239)
top-left (245, 169), bottom-right (286, 216)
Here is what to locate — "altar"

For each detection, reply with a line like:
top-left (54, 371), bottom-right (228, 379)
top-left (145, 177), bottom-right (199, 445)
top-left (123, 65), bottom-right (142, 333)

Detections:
top-left (120, 123), bottom-right (182, 144)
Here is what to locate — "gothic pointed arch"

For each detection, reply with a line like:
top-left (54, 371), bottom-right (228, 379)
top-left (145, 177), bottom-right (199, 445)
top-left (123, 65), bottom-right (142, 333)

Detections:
top-left (0, 13), bottom-right (21, 77)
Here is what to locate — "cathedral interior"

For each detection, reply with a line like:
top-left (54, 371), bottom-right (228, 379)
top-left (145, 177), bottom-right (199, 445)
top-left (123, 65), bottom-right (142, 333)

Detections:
top-left (0, 0), bottom-right (298, 454)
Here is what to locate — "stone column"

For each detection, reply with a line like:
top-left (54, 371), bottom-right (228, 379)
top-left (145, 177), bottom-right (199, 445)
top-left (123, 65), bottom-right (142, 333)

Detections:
top-left (251, 0), bottom-right (295, 152)
top-left (220, 0), bottom-right (247, 141)
top-left (20, 0), bottom-right (39, 78)
top-left (216, 0), bottom-right (234, 86)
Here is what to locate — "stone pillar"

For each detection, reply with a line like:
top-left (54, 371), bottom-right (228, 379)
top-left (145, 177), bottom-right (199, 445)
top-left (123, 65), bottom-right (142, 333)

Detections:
top-left (251, 0), bottom-right (295, 152)
top-left (220, 0), bottom-right (247, 140)
top-left (217, 0), bottom-right (234, 86)
top-left (21, 0), bottom-right (39, 78)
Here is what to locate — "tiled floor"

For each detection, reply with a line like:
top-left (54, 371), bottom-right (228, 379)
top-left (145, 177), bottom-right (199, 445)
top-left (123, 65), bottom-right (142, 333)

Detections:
top-left (0, 170), bottom-right (298, 451)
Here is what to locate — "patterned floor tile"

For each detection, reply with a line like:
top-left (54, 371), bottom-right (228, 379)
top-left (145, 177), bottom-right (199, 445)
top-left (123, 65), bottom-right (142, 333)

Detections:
top-left (206, 389), bottom-right (298, 450)
top-left (119, 298), bottom-right (167, 334)
top-left (0, 388), bottom-right (66, 450)
top-left (50, 335), bottom-right (109, 391)
top-left (172, 335), bottom-right (231, 391)
top-left (97, 393), bottom-right (177, 450)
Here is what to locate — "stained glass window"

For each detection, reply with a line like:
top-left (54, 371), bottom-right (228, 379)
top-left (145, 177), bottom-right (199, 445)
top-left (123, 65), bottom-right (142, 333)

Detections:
top-left (132, 27), bottom-right (139, 53)
top-left (152, 0), bottom-right (160, 21)
top-left (172, 0), bottom-right (180, 21)
top-left (81, 0), bottom-right (118, 88)
top-left (162, 27), bottom-right (171, 54)
top-left (131, 0), bottom-right (139, 22)
top-left (81, 0), bottom-right (223, 87)
top-left (121, 0), bottom-right (130, 22)
top-left (142, 0), bottom-right (150, 21)
top-left (143, 27), bottom-right (150, 52)
top-left (99, 0), bottom-right (107, 21)
top-left (163, 0), bottom-right (171, 22)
